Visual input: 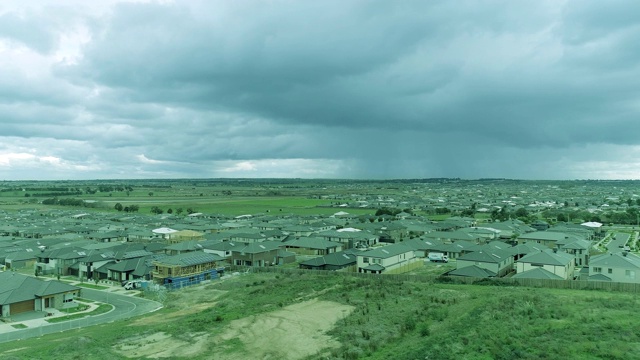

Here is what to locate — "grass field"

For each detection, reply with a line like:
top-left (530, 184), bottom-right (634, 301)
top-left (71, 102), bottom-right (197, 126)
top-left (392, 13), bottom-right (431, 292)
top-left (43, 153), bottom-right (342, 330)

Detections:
top-left (1, 272), bottom-right (639, 359)
top-left (0, 186), bottom-right (375, 217)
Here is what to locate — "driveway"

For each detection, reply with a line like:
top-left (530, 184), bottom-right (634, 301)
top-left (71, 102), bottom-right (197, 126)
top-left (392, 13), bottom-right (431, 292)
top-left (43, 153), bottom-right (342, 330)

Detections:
top-left (0, 289), bottom-right (162, 344)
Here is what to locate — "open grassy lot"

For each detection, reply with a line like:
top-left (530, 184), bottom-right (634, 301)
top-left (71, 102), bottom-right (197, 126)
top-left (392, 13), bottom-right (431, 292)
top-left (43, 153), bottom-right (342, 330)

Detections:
top-left (1, 272), bottom-right (639, 359)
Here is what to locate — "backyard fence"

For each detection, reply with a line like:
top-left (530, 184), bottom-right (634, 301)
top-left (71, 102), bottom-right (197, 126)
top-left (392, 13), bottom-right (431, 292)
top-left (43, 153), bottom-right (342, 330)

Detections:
top-left (227, 265), bottom-right (640, 293)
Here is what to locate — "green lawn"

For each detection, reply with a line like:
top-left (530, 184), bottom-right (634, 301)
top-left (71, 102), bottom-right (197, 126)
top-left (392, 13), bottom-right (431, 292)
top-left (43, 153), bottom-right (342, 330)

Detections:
top-left (45, 304), bottom-right (113, 323)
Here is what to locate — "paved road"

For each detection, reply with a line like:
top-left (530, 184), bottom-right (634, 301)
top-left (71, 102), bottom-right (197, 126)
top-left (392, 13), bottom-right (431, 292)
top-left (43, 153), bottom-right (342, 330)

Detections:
top-left (607, 233), bottom-right (630, 252)
top-left (0, 289), bottom-right (162, 344)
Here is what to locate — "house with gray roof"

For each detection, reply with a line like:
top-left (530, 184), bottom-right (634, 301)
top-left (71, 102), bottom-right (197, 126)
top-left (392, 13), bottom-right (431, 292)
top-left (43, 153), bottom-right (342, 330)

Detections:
top-left (589, 251), bottom-right (640, 283)
top-left (448, 265), bottom-right (496, 278)
top-left (299, 249), bottom-right (359, 271)
top-left (164, 240), bottom-right (205, 255)
top-left (283, 236), bottom-right (343, 255)
top-left (455, 246), bottom-right (513, 277)
top-left (429, 240), bottom-right (479, 259)
top-left (561, 239), bottom-right (592, 267)
top-left (35, 247), bottom-right (87, 276)
top-left (231, 241), bottom-right (285, 267)
top-left (356, 243), bottom-right (419, 274)
top-left (516, 249), bottom-right (575, 280)
top-left (512, 267), bottom-right (563, 280)
top-left (316, 229), bottom-right (378, 249)
top-left (517, 231), bottom-right (583, 249)
top-left (202, 240), bottom-right (246, 260)
top-left (4, 249), bottom-right (39, 270)
top-left (0, 271), bottom-right (80, 317)
top-left (402, 238), bottom-right (445, 258)
top-left (104, 255), bottom-right (160, 282)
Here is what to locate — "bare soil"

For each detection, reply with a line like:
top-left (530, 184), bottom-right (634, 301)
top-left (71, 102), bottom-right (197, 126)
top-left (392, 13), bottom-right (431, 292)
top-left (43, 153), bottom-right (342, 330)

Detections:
top-left (114, 298), bottom-right (353, 359)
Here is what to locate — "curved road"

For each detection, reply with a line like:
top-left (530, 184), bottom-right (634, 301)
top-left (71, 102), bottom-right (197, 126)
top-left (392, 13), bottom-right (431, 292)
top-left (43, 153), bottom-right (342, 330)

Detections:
top-left (0, 289), bottom-right (162, 344)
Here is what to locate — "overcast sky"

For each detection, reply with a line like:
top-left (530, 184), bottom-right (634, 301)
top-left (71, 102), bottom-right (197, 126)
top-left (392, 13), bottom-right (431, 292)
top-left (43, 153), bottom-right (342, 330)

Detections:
top-left (1, 0), bottom-right (640, 180)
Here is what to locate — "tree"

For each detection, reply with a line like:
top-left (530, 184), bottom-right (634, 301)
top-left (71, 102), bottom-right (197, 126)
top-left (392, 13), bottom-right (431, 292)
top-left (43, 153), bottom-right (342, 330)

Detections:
top-left (151, 206), bottom-right (164, 214)
top-left (114, 203), bottom-right (123, 212)
top-left (167, 208), bottom-right (173, 214)
top-left (460, 209), bottom-right (475, 217)
top-left (556, 213), bottom-right (567, 222)
top-left (514, 207), bottom-right (528, 218)
top-left (176, 208), bottom-right (183, 215)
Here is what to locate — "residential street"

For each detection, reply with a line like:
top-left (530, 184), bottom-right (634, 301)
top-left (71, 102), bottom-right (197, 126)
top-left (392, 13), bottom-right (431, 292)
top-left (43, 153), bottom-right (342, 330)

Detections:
top-left (606, 232), bottom-right (630, 251)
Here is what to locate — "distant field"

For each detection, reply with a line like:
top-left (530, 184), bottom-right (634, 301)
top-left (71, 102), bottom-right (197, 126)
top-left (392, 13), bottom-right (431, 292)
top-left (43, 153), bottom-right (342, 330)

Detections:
top-left (0, 183), bottom-right (377, 217)
top-left (1, 272), bottom-right (639, 359)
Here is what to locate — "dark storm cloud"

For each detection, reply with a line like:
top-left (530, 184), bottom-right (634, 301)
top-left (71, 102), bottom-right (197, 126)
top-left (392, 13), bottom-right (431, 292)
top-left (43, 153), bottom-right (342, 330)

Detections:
top-left (2, 0), bottom-right (640, 179)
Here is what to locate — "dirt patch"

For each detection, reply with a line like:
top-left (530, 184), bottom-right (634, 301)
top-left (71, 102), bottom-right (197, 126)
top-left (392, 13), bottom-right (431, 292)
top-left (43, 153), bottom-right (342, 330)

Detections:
top-left (213, 298), bottom-right (354, 360)
top-left (116, 298), bottom-right (352, 359)
top-left (112, 332), bottom-right (209, 359)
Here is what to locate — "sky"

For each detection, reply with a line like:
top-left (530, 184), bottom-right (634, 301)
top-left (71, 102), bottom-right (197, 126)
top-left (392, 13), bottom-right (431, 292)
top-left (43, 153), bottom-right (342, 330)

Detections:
top-left (1, 0), bottom-right (640, 181)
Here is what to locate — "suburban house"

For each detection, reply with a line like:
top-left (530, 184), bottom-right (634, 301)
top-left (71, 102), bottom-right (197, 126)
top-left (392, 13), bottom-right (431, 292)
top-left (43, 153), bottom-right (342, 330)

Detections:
top-left (561, 239), bottom-right (592, 267)
top-left (459, 227), bottom-right (501, 243)
top-left (448, 265), bottom-right (496, 278)
top-left (102, 256), bottom-right (158, 282)
top-left (430, 240), bottom-right (479, 259)
top-left (0, 271), bottom-right (80, 317)
top-left (4, 250), bottom-right (39, 270)
top-left (299, 249), bottom-right (359, 271)
top-left (512, 267), bottom-right (564, 280)
top-left (517, 231), bottom-right (583, 249)
top-left (455, 246), bottom-right (513, 277)
top-left (515, 249), bottom-right (575, 280)
top-left (283, 236), bottom-right (343, 255)
top-left (506, 243), bottom-right (546, 262)
top-left (231, 241), bottom-right (286, 267)
top-left (316, 229), bottom-right (379, 249)
top-left (202, 240), bottom-right (246, 260)
top-left (152, 251), bottom-right (224, 289)
top-left (402, 238), bottom-right (445, 258)
top-left (164, 240), bottom-right (205, 255)
top-left (36, 247), bottom-right (88, 276)
top-left (356, 243), bottom-right (420, 274)
top-left (589, 252), bottom-right (640, 283)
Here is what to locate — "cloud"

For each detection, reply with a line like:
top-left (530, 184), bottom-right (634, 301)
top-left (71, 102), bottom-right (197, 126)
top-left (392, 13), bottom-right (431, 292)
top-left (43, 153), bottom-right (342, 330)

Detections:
top-left (1, 0), bottom-right (640, 180)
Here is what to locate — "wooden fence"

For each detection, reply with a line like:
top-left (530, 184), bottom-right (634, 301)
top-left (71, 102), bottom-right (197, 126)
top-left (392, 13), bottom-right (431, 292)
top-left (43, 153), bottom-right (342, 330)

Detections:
top-left (226, 266), bottom-right (640, 293)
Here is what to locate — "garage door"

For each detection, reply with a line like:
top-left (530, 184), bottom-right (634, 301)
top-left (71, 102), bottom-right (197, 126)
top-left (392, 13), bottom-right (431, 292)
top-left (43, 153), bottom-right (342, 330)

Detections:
top-left (11, 300), bottom-right (35, 315)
